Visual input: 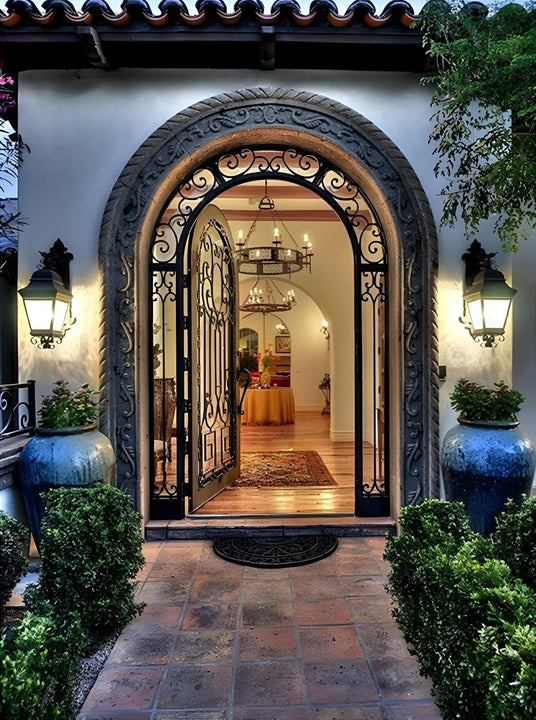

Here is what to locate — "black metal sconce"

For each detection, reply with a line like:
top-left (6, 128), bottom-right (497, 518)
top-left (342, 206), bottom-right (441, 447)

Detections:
top-left (18, 239), bottom-right (75, 349)
top-left (460, 240), bottom-right (517, 348)
top-left (320, 320), bottom-right (330, 350)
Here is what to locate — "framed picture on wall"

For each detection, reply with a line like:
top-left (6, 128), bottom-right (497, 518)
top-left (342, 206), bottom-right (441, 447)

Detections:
top-left (275, 335), bottom-right (291, 354)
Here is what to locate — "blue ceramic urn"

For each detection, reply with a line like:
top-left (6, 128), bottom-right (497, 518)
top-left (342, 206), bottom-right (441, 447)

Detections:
top-left (441, 419), bottom-right (536, 536)
top-left (19, 423), bottom-right (115, 547)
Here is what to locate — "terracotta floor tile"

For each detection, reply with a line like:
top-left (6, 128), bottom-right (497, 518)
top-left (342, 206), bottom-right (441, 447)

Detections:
top-left (135, 580), bottom-right (190, 604)
top-left (234, 661), bottom-right (306, 706)
top-left (79, 538), bottom-right (439, 718)
top-left (106, 630), bottom-right (176, 665)
top-left (303, 658), bottom-right (378, 704)
top-left (145, 562), bottom-right (198, 581)
top-left (189, 572), bottom-right (241, 603)
top-left (347, 595), bottom-right (395, 624)
top-left (291, 575), bottom-right (345, 601)
top-left (370, 655), bottom-right (435, 701)
top-left (234, 706), bottom-right (309, 719)
top-left (241, 601), bottom-right (294, 628)
top-left (241, 578), bottom-right (293, 603)
top-left (339, 576), bottom-right (387, 597)
top-left (298, 625), bottom-right (364, 660)
top-left (170, 629), bottom-right (235, 663)
top-left (295, 597), bottom-right (351, 626)
top-left (157, 663), bottom-right (233, 709)
top-left (384, 701), bottom-right (443, 719)
top-left (141, 542), bottom-right (162, 562)
top-left (181, 602), bottom-right (238, 630)
top-left (153, 712), bottom-right (228, 720)
top-left (312, 708), bottom-right (384, 720)
top-left (358, 623), bottom-right (414, 659)
top-left (128, 603), bottom-right (183, 631)
top-left (81, 666), bottom-right (162, 711)
top-left (239, 627), bottom-right (298, 660)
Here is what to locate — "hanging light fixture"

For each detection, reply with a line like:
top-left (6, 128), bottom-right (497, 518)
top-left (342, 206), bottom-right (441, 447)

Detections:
top-left (236, 180), bottom-right (313, 276)
top-left (460, 240), bottom-right (517, 348)
top-left (239, 278), bottom-right (296, 314)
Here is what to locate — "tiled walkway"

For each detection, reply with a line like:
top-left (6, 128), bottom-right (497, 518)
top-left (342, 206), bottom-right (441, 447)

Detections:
top-left (78, 537), bottom-right (441, 720)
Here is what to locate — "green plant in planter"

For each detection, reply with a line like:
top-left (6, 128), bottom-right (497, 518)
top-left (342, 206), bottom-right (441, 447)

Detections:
top-left (0, 511), bottom-right (29, 614)
top-left (449, 378), bottom-right (525, 423)
top-left (38, 379), bottom-right (98, 429)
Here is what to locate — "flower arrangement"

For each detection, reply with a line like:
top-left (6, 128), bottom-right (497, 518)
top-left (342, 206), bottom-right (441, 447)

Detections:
top-left (450, 378), bottom-right (525, 423)
top-left (38, 380), bottom-right (99, 429)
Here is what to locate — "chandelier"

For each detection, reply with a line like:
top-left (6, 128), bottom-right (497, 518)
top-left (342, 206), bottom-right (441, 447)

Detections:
top-left (239, 278), bottom-right (296, 314)
top-left (236, 181), bottom-right (313, 276)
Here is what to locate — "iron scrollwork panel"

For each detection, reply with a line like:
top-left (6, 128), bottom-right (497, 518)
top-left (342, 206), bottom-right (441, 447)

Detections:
top-left (359, 268), bottom-right (388, 502)
top-left (196, 218), bottom-right (237, 488)
top-left (150, 266), bottom-right (179, 503)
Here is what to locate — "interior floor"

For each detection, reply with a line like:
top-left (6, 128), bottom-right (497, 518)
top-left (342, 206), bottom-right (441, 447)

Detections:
top-left (191, 411), bottom-right (364, 516)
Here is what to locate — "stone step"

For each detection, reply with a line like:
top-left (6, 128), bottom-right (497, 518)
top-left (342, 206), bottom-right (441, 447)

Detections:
top-left (145, 516), bottom-right (396, 541)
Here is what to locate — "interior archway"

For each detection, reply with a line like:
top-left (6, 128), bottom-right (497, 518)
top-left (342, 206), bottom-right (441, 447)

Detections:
top-left (98, 87), bottom-right (439, 522)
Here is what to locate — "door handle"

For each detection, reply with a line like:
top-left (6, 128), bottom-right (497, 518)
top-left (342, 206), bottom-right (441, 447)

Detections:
top-left (237, 369), bottom-right (250, 415)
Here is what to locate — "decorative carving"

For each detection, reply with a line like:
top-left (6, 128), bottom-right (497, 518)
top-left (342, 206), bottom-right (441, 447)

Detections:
top-left (98, 87), bottom-right (439, 512)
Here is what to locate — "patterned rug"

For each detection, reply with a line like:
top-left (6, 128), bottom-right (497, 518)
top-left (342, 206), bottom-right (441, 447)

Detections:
top-left (231, 450), bottom-right (337, 488)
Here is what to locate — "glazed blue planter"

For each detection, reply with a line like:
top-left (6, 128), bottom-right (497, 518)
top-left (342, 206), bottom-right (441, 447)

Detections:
top-left (19, 423), bottom-right (115, 547)
top-left (441, 419), bottom-right (536, 536)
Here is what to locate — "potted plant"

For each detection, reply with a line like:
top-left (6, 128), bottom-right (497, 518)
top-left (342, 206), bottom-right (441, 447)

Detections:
top-left (19, 380), bottom-right (115, 547)
top-left (440, 378), bottom-right (535, 535)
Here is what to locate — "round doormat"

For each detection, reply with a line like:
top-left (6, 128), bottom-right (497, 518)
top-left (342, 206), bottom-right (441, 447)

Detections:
top-left (213, 535), bottom-right (338, 568)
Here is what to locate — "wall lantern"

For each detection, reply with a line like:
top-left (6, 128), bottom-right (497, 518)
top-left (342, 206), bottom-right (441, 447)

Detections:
top-left (18, 239), bottom-right (74, 349)
top-left (461, 240), bottom-right (517, 348)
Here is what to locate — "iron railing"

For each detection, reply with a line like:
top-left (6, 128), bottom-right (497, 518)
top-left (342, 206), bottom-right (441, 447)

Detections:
top-left (0, 380), bottom-right (36, 441)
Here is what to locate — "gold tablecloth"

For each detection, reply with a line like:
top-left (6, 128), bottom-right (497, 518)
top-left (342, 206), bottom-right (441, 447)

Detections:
top-left (241, 388), bottom-right (295, 425)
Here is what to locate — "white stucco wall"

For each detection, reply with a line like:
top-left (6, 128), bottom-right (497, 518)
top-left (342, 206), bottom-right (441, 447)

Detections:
top-left (15, 68), bottom-right (535, 472)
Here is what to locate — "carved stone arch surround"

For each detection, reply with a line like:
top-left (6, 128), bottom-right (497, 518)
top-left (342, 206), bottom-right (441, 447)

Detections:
top-left (98, 86), bottom-right (439, 515)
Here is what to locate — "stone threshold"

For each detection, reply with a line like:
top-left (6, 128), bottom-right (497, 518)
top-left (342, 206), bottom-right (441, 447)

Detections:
top-left (145, 515), bottom-right (396, 540)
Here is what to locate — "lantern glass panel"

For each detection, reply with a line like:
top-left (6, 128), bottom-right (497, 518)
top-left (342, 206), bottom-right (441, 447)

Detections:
top-left (52, 299), bottom-right (70, 332)
top-left (467, 299), bottom-right (484, 332)
top-left (24, 299), bottom-right (55, 333)
top-left (482, 298), bottom-right (511, 331)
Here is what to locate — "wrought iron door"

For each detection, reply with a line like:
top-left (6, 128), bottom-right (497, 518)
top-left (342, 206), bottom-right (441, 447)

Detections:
top-left (190, 205), bottom-right (240, 511)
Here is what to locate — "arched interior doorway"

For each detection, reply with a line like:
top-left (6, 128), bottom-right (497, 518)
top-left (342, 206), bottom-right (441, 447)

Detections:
top-left (149, 151), bottom-right (387, 519)
top-left (98, 88), bottom-right (439, 523)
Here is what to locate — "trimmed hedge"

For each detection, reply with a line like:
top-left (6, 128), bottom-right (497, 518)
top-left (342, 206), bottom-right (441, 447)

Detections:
top-left (385, 498), bottom-right (536, 720)
top-left (25, 483), bottom-right (145, 654)
top-left (1, 483), bottom-right (145, 718)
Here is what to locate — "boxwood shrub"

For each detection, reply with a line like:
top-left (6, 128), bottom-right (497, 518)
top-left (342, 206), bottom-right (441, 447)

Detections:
top-left (25, 482), bottom-right (145, 653)
top-left (385, 498), bottom-right (536, 720)
top-left (0, 611), bottom-right (85, 719)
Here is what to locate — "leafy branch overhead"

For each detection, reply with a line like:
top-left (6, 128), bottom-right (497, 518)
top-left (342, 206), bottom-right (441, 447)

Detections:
top-left (419, 1), bottom-right (536, 251)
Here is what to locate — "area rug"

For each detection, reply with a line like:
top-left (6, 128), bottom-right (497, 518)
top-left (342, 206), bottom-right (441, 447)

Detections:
top-left (213, 535), bottom-right (339, 568)
top-left (231, 450), bottom-right (337, 488)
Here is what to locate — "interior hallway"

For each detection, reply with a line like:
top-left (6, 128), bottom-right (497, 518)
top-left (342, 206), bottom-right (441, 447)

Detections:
top-left (194, 411), bottom-right (364, 516)
top-left (77, 536), bottom-right (441, 719)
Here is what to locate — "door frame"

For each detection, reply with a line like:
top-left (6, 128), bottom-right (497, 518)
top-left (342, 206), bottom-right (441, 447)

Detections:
top-left (98, 87), bottom-right (439, 522)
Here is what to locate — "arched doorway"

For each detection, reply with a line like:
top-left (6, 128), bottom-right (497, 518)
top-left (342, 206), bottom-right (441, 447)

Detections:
top-left (98, 88), bottom-right (439, 522)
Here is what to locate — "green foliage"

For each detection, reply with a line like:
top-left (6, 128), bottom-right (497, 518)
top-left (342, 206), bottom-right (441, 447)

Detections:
top-left (38, 379), bottom-right (98, 429)
top-left (492, 496), bottom-right (536, 592)
top-left (449, 377), bottom-right (524, 421)
top-left (419, 1), bottom-right (536, 250)
top-left (25, 483), bottom-right (145, 653)
top-left (0, 511), bottom-right (29, 613)
top-left (0, 610), bottom-right (85, 719)
top-left (385, 499), bottom-right (536, 719)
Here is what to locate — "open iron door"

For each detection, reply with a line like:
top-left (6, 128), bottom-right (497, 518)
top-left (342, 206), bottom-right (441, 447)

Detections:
top-left (189, 204), bottom-right (242, 512)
